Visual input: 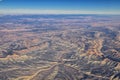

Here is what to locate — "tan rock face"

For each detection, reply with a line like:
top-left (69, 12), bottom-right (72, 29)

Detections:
top-left (0, 15), bottom-right (120, 80)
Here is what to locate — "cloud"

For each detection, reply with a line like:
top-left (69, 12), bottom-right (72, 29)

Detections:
top-left (0, 9), bottom-right (120, 15)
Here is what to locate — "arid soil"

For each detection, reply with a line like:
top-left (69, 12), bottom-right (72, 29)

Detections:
top-left (0, 15), bottom-right (120, 80)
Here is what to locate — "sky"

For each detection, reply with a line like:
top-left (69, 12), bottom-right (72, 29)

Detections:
top-left (0, 0), bottom-right (120, 14)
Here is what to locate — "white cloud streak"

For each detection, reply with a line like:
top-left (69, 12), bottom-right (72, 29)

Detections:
top-left (0, 9), bottom-right (120, 15)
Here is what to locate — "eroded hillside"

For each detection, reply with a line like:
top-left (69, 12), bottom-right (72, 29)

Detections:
top-left (0, 15), bottom-right (120, 80)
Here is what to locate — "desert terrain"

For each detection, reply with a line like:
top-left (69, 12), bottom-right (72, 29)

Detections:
top-left (0, 15), bottom-right (120, 80)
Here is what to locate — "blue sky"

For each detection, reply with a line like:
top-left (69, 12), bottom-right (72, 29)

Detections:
top-left (0, 0), bottom-right (120, 14)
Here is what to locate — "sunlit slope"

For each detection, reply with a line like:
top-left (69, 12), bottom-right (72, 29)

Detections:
top-left (0, 15), bottom-right (120, 80)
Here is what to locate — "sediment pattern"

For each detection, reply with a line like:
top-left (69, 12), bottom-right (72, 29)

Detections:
top-left (0, 15), bottom-right (120, 80)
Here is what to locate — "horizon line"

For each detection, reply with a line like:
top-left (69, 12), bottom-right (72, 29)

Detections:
top-left (0, 9), bottom-right (120, 15)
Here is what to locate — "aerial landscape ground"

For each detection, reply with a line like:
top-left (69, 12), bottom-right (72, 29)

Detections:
top-left (0, 14), bottom-right (120, 80)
